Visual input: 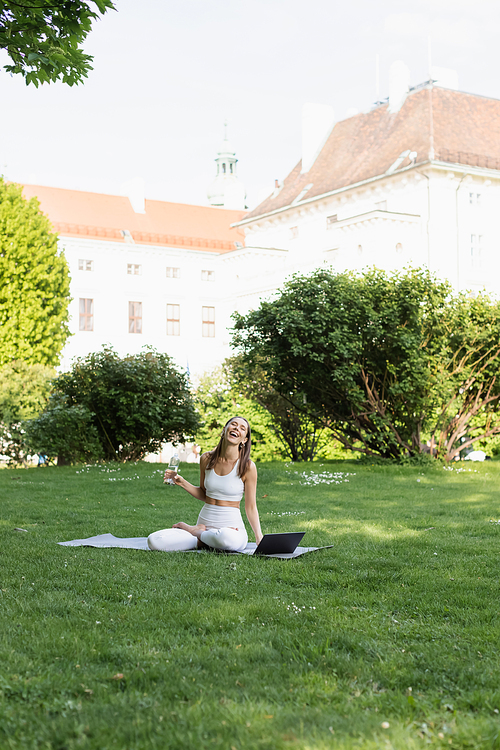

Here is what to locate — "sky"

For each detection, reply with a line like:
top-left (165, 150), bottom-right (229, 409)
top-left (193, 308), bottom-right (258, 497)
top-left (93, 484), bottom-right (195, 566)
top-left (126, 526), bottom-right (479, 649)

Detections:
top-left (1, 0), bottom-right (500, 209)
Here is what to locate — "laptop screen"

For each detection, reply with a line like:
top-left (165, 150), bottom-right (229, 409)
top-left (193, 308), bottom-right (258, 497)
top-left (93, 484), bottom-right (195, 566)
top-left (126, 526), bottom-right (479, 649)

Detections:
top-left (254, 532), bottom-right (305, 555)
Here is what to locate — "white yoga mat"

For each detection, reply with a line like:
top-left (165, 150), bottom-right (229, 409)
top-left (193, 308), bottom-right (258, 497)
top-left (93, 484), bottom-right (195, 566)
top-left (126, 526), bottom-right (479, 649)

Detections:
top-left (58, 533), bottom-right (333, 559)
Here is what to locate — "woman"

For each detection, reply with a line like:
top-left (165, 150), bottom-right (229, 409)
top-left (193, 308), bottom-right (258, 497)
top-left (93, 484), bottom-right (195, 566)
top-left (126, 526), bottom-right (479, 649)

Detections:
top-left (148, 416), bottom-right (263, 552)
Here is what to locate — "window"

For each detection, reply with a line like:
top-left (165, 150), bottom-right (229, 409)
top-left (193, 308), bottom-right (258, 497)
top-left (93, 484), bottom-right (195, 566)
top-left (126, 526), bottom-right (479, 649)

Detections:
top-left (79, 298), bottom-right (93, 331)
top-left (129, 301), bottom-right (142, 333)
top-left (78, 259), bottom-right (93, 271)
top-left (167, 304), bottom-right (180, 336)
top-left (127, 263), bottom-right (141, 275)
top-left (395, 242), bottom-right (403, 253)
top-left (166, 266), bottom-right (180, 279)
top-left (326, 214), bottom-right (338, 228)
top-left (202, 306), bottom-right (215, 337)
top-left (222, 164), bottom-right (226, 174)
top-left (290, 226), bottom-right (299, 239)
top-left (469, 193), bottom-right (482, 205)
top-left (201, 269), bottom-right (215, 282)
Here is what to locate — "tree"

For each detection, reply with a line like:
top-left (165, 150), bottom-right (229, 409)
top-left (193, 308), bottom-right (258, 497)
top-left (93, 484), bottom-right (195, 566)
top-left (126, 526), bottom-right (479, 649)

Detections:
top-left (0, 359), bottom-right (54, 464)
top-left (429, 291), bottom-right (500, 461)
top-left (232, 267), bottom-right (451, 460)
top-left (0, 0), bottom-right (115, 87)
top-left (194, 367), bottom-right (285, 462)
top-left (23, 402), bottom-right (104, 465)
top-left (0, 359), bottom-right (54, 423)
top-left (44, 347), bottom-right (199, 462)
top-left (0, 179), bottom-right (71, 367)
top-left (227, 355), bottom-right (329, 461)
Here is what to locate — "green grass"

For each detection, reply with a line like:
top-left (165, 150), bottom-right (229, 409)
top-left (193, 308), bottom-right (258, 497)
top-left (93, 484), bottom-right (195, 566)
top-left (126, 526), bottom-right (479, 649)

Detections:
top-left (1, 459), bottom-right (500, 749)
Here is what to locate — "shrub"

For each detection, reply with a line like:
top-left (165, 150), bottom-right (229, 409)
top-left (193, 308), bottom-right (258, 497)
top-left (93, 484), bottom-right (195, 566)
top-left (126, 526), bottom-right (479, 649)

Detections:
top-left (23, 403), bottom-right (104, 465)
top-left (41, 347), bottom-right (198, 462)
top-left (194, 368), bottom-right (286, 461)
top-left (0, 360), bottom-right (55, 465)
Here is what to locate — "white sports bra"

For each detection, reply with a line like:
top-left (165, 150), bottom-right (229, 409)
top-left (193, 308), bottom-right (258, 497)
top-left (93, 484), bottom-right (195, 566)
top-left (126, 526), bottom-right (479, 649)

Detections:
top-left (204, 459), bottom-right (244, 503)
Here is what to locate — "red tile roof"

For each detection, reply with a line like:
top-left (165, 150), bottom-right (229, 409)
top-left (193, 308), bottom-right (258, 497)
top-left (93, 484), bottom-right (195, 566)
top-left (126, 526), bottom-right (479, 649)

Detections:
top-left (243, 86), bottom-right (500, 221)
top-left (21, 184), bottom-right (246, 252)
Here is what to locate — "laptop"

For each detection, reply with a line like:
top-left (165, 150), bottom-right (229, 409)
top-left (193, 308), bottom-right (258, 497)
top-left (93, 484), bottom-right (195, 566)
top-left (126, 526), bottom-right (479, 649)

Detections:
top-left (253, 531), bottom-right (305, 556)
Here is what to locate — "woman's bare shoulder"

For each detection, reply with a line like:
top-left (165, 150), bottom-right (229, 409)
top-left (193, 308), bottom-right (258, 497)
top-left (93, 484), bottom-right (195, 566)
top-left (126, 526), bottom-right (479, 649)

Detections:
top-left (243, 460), bottom-right (257, 479)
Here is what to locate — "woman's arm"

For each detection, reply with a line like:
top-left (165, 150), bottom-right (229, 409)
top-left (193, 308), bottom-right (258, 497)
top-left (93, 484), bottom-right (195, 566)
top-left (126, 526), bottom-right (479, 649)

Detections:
top-left (163, 453), bottom-right (208, 503)
top-left (243, 462), bottom-right (263, 544)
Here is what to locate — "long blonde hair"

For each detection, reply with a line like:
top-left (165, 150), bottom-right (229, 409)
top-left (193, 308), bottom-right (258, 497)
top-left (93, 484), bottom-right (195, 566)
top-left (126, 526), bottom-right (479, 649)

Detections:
top-left (206, 416), bottom-right (252, 478)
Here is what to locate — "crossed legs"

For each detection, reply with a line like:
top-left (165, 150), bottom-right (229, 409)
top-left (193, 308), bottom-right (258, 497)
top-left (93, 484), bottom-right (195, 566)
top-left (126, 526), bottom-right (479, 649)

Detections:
top-left (147, 522), bottom-right (248, 552)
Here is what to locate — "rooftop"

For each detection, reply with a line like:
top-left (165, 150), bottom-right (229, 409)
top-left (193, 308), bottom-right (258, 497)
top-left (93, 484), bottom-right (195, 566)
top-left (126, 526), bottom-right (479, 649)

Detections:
top-left (242, 86), bottom-right (500, 222)
top-left (22, 184), bottom-right (246, 253)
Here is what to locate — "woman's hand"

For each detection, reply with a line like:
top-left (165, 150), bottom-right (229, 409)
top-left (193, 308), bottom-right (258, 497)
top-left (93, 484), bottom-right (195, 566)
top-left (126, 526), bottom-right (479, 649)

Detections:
top-left (161, 456), bottom-right (207, 502)
top-left (163, 469), bottom-right (182, 485)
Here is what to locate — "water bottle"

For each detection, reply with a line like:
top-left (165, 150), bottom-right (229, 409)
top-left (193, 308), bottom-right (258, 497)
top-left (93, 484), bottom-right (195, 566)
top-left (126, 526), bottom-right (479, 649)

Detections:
top-left (165, 453), bottom-right (180, 485)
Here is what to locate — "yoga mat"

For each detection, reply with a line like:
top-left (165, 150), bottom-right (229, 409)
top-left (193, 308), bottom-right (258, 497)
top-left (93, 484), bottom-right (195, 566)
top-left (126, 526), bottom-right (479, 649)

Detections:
top-left (58, 533), bottom-right (333, 559)
top-left (59, 533), bottom-right (150, 551)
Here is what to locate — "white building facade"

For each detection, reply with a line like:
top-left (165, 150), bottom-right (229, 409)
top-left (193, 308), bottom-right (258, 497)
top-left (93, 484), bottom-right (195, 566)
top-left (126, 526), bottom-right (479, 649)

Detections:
top-left (234, 79), bottom-right (500, 315)
top-left (23, 78), bottom-right (500, 376)
top-left (63, 236), bottom-right (228, 372)
top-left (22, 184), bottom-right (248, 375)
top-left (234, 164), bottom-right (500, 312)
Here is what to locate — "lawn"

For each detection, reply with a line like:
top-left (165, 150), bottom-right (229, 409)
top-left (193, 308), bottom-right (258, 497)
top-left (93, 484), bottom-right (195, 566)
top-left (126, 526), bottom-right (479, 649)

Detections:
top-left (1, 459), bottom-right (499, 750)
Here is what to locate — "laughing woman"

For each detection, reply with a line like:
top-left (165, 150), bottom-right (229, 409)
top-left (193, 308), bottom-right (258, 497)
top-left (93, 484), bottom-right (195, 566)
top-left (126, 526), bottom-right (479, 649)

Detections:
top-left (147, 416), bottom-right (263, 553)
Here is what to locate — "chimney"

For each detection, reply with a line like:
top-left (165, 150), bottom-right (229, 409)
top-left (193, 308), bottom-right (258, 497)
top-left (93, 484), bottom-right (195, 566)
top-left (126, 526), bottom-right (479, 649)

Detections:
top-left (388, 61), bottom-right (410, 114)
top-left (121, 177), bottom-right (146, 214)
top-left (301, 103), bottom-right (335, 173)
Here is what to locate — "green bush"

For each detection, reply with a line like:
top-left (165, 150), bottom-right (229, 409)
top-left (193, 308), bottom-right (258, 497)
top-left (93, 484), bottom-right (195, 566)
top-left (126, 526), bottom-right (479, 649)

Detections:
top-left (41, 347), bottom-right (198, 462)
top-left (232, 267), bottom-right (500, 462)
top-left (23, 402), bottom-right (104, 465)
top-left (194, 368), bottom-right (286, 461)
top-left (0, 360), bottom-right (55, 465)
top-left (228, 355), bottom-right (334, 461)
top-left (0, 360), bottom-right (54, 423)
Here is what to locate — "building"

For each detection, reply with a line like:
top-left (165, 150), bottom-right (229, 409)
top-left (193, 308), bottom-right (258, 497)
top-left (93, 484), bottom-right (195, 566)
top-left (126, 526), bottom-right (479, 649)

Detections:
top-left (22, 73), bottom-right (500, 374)
top-left (233, 71), bottom-right (500, 316)
top-left (22, 183), bottom-right (247, 374)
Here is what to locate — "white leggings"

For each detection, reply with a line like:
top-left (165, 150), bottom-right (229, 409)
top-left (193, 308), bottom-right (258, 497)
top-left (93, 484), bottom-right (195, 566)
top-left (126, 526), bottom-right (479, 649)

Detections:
top-left (147, 503), bottom-right (248, 553)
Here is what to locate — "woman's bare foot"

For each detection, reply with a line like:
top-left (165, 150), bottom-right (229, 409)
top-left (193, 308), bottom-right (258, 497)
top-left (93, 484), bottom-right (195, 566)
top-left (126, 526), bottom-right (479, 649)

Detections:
top-left (172, 522), bottom-right (206, 538)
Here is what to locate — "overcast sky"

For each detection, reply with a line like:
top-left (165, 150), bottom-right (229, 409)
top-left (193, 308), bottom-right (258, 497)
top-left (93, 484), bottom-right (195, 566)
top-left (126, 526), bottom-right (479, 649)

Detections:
top-left (1, 0), bottom-right (499, 209)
